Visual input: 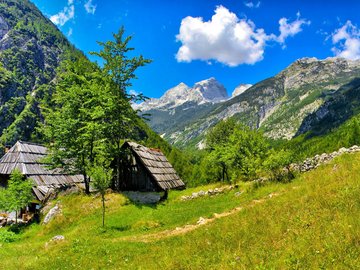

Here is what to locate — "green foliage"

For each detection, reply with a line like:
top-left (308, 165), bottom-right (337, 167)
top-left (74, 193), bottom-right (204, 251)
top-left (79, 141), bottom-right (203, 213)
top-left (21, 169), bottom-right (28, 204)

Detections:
top-left (204, 118), bottom-right (237, 150)
top-left (279, 114), bottom-right (360, 162)
top-left (196, 119), bottom-right (269, 184)
top-left (0, 170), bottom-right (33, 223)
top-left (42, 57), bottom-right (106, 193)
top-left (43, 27), bottom-right (151, 192)
top-left (0, 229), bottom-right (19, 243)
top-left (263, 149), bottom-right (294, 181)
top-left (227, 126), bottom-right (268, 179)
top-left (167, 148), bottom-right (193, 184)
top-left (90, 26), bottom-right (152, 188)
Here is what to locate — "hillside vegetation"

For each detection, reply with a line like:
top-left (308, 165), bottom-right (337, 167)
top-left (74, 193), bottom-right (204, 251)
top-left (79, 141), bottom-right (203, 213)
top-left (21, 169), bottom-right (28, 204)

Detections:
top-left (1, 152), bottom-right (360, 269)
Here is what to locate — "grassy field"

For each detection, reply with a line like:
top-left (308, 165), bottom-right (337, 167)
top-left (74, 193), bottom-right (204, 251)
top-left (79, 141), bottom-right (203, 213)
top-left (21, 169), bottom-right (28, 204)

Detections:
top-left (1, 153), bottom-right (360, 269)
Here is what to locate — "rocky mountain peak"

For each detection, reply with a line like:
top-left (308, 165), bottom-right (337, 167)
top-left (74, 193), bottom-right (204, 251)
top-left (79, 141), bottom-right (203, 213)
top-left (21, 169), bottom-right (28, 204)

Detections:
top-left (231, 84), bottom-right (252, 98)
top-left (193, 77), bottom-right (228, 103)
top-left (135, 78), bottom-right (229, 111)
top-left (280, 57), bottom-right (360, 91)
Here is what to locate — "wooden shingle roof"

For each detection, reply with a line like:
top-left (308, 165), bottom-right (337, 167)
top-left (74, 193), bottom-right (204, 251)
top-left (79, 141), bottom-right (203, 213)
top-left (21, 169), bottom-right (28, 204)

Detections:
top-left (0, 141), bottom-right (83, 201)
top-left (124, 142), bottom-right (185, 190)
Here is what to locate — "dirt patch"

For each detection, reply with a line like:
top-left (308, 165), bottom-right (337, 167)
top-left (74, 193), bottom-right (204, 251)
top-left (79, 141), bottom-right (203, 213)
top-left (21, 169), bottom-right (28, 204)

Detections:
top-left (117, 192), bottom-right (280, 243)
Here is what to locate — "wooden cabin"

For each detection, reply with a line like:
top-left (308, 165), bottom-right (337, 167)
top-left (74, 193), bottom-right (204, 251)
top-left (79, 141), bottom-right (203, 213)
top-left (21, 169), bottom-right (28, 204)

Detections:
top-left (120, 142), bottom-right (185, 192)
top-left (0, 141), bottom-right (83, 203)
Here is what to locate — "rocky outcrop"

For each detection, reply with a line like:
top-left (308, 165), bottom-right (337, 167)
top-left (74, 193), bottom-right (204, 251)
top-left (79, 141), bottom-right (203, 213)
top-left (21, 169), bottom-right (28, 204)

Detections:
top-left (181, 186), bottom-right (236, 201)
top-left (292, 145), bottom-right (360, 173)
top-left (43, 203), bottom-right (61, 224)
top-left (0, 15), bottom-right (9, 41)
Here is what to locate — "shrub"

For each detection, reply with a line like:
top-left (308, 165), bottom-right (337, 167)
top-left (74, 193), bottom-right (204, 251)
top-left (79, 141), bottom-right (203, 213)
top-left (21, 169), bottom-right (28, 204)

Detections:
top-left (0, 229), bottom-right (19, 243)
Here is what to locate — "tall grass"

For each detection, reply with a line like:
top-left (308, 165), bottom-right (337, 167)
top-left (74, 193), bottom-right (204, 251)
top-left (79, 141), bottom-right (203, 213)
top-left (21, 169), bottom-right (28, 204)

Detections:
top-left (1, 153), bottom-right (360, 269)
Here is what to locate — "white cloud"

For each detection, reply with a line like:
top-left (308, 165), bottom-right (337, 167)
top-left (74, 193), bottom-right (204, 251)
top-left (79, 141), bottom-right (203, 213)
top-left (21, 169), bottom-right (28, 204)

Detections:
top-left (277, 13), bottom-right (310, 45)
top-left (331, 20), bottom-right (360, 60)
top-left (176, 6), bottom-right (309, 66)
top-left (244, 1), bottom-right (261, 8)
top-left (176, 5), bottom-right (270, 66)
top-left (50, 3), bottom-right (75, 26)
top-left (84, 0), bottom-right (97, 15)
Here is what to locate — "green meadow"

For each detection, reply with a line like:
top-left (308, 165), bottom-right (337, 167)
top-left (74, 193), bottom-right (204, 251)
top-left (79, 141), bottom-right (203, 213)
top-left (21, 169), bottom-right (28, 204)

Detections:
top-left (1, 153), bottom-right (360, 269)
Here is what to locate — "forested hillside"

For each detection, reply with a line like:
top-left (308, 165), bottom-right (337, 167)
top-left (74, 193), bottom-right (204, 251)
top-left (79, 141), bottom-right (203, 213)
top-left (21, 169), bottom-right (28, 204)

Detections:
top-left (0, 0), bottom-right (84, 145)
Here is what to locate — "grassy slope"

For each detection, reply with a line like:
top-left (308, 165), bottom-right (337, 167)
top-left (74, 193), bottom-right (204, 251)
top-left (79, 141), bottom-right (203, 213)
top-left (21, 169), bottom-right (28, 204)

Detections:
top-left (1, 153), bottom-right (360, 269)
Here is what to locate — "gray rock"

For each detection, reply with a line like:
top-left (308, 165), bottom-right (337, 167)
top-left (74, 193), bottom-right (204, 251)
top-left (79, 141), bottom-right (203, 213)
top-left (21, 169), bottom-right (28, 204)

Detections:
top-left (43, 204), bottom-right (61, 224)
top-left (197, 217), bottom-right (207, 225)
top-left (51, 235), bottom-right (65, 241)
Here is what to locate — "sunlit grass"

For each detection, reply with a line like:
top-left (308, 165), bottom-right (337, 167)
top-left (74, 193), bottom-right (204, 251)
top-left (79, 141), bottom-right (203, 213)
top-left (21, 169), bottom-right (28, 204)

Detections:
top-left (1, 153), bottom-right (360, 269)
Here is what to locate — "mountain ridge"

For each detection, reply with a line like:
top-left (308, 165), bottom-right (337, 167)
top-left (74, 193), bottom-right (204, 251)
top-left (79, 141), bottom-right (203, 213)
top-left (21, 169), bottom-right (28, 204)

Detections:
top-left (138, 57), bottom-right (360, 148)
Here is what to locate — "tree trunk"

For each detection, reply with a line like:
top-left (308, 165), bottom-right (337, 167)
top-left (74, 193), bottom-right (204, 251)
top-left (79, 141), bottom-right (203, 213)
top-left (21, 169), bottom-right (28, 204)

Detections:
top-left (15, 210), bottom-right (17, 224)
top-left (84, 174), bottom-right (90, 194)
top-left (116, 156), bottom-right (121, 190)
top-left (102, 193), bottom-right (105, 227)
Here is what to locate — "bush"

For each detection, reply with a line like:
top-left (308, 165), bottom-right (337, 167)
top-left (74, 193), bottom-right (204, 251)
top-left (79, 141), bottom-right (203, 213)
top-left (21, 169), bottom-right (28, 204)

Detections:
top-left (0, 229), bottom-right (19, 243)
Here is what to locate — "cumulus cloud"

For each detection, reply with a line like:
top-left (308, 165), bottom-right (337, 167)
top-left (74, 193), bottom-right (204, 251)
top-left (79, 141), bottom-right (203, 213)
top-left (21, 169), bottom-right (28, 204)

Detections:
top-left (244, 1), bottom-right (261, 8)
top-left (84, 0), bottom-right (97, 15)
top-left (176, 5), bottom-right (269, 66)
top-left (331, 20), bottom-right (360, 60)
top-left (50, 1), bottom-right (75, 26)
top-left (277, 12), bottom-right (310, 45)
top-left (176, 6), bottom-right (309, 66)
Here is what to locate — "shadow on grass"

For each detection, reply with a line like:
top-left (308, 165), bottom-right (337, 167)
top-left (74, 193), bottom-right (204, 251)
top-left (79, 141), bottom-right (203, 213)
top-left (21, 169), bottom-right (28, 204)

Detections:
top-left (108, 225), bottom-right (131, 232)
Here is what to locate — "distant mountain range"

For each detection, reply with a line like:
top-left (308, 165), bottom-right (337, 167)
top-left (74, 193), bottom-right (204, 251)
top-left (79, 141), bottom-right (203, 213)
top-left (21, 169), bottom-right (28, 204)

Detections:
top-left (134, 78), bottom-right (251, 112)
top-left (136, 57), bottom-right (360, 148)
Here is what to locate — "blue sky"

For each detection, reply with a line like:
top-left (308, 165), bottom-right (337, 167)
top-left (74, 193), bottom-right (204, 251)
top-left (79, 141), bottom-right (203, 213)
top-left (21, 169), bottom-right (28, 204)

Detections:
top-left (31, 0), bottom-right (360, 98)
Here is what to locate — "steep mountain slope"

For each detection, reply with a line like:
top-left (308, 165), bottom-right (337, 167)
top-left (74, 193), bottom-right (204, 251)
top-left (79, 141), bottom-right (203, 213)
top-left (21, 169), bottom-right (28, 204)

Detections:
top-left (296, 77), bottom-right (360, 136)
top-left (148, 57), bottom-right (360, 148)
top-left (0, 0), bottom-right (82, 145)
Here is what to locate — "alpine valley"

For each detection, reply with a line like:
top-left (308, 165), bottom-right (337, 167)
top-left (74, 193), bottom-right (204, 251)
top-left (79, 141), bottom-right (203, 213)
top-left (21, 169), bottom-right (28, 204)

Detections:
top-left (136, 57), bottom-right (360, 149)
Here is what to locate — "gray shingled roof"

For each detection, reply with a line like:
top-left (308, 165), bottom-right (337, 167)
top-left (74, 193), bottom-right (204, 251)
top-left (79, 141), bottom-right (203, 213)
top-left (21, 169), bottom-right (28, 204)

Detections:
top-left (0, 141), bottom-right (83, 201)
top-left (124, 142), bottom-right (185, 190)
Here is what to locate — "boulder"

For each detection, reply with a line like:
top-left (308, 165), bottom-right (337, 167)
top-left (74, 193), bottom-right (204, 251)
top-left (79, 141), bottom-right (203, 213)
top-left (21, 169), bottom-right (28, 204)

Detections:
top-left (43, 204), bottom-right (61, 224)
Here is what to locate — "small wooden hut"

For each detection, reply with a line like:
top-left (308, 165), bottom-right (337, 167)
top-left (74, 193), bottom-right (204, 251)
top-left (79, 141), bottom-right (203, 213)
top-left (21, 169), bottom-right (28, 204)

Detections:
top-left (0, 141), bottom-right (83, 202)
top-left (120, 142), bottom-right (185, 192)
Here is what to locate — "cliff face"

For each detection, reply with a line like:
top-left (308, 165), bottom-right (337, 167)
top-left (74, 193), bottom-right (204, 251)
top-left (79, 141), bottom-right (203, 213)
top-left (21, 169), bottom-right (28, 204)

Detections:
top-left (0, 0), bottom-right (81, 145)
